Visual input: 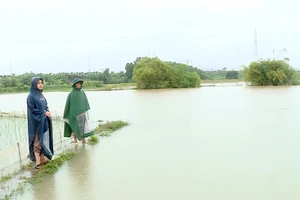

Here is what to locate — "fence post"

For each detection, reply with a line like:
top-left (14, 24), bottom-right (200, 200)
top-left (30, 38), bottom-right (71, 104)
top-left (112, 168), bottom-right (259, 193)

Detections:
top-left (17, 142), bottom-right (22, 162)
top-left (59, 129), bottom-right (62, 143)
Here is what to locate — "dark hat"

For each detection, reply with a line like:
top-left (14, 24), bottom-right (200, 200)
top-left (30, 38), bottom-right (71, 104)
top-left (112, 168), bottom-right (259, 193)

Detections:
top-left (72, 78), bottom-right (84, 87)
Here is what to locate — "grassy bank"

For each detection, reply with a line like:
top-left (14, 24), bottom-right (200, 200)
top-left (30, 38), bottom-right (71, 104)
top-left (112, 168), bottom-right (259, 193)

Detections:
top-left (201, 79), bottom-right (243, 84)
top-left (0, 120), bottom-right (129, 200)
top-left (0, 80), bottom-right (251, 94)
top-left (87, 120), bottom-right (129, 144)
top-left (0, 79), bottom-right (249, 94)
top-left (0, 83), bottom-right (136, 94)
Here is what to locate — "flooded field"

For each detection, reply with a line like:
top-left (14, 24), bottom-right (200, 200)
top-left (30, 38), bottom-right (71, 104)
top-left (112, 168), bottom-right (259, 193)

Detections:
top-left (1, 86), bottom-right (300, 199)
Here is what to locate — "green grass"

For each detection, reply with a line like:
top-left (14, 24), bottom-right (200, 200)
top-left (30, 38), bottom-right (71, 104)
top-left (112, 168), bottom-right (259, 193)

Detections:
top-left (0, 80), bottom-right (252, 94)
top-left (88, 135), bottom-right (99, 145)
top-left (0, 83), bottom-right (137, 94)
top-left (95, 120), bottom-right (129, 136)
top-left (0, 162), bottom-right (33, 184)
top-left (0, 175), bottom-right (12, 183)
top-left (30, 153), bottom-right (75, 182)
top-left (201, 79), bottom-right (242, 84)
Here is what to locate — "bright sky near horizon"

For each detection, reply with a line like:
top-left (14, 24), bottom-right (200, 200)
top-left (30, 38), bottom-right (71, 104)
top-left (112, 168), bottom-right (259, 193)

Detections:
top-left (0, 0), bottom-right (298, 75)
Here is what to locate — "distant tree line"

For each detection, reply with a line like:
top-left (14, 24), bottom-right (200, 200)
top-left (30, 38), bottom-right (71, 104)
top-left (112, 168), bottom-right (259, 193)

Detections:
top-left (0, 57), bottom-right (243, 92)
top-left (126, 57), bottom-right (242, 81)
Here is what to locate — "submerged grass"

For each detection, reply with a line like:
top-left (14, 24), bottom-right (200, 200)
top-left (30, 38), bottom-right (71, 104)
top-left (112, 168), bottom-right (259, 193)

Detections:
top-left (0, 175), bottom-right (12, 183)
top-left (95, 120), bottom-right (129, 136)
top-left (0, 152), bottom-right (76, 200)
top-left (31, 152), bottom-right (75, 182)
top-left (88, 135), bottom-right (99, 145)
top-left (0, 162), bottom-right (33, 184)
top-left (0, 120), bottom-right (129, 199)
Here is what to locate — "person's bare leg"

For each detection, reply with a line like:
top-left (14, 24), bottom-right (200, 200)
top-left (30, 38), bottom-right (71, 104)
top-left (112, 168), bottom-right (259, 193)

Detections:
top-left (34, 152), bottom-right (41, 168)
top-left (82, 138), bottom-right (86, 144)
top-left (73, 133), bottom-right (78, 145)
top-left (33, 133), bottom-right (42, 168)
top-left (40, 154), bottom-right (47, 164)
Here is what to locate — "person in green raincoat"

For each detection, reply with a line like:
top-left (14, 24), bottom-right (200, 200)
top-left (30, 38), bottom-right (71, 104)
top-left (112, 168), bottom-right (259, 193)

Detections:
top-left (63, 78), bottom-right (94, 145)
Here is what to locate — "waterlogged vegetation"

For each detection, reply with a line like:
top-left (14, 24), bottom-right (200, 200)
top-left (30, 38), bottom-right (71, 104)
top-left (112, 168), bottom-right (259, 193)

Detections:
top-left (0, 120), bottom-right (129, 199)
top-left (95, 120), bottom-right (129, 136)
top-left (0, 175), bottom-right (12, 183)
top-left (32, 153), bottom-right (75, 181)
top-left (0, 118), bottom-right (128, 149)
top-left (0, 118), bottom-right (28, 150)
top-left (0, 152), bottom-right (75, 200)
top-left (0, 118), bottom-right (64, 150)
top-left (88, 135), bottom-right (99, 145)
top-left (243, 59), bottom-right (300, 86)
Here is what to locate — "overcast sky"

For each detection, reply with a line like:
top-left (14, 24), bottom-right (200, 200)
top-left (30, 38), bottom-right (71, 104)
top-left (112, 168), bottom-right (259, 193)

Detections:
top-left (0, 0), bottom-right (298, 75)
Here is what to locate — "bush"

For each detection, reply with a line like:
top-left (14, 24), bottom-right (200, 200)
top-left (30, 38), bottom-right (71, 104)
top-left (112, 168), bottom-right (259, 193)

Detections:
top-left (243, 59), bottom-right (298, 86)
top-left (133, 57), bottom-right (201, 89)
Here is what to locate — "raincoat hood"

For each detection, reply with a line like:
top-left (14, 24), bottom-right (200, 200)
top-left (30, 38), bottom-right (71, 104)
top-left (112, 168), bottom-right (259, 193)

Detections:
top-left (30, 77), bottom-right (43, 94)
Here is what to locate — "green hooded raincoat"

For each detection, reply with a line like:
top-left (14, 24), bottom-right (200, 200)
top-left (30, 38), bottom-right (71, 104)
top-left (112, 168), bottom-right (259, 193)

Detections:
top-left (63, 78), bottom-right (94, 140)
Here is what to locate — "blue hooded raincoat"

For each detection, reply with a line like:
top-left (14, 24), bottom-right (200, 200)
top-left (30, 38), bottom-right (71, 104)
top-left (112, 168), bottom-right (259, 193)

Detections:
top-left (27, 77), bottom-right (54, 161)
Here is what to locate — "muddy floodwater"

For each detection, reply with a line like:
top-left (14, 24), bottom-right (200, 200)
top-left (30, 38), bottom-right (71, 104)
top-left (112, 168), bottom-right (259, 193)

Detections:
top-left (1, 86), bottom-right (300, 200)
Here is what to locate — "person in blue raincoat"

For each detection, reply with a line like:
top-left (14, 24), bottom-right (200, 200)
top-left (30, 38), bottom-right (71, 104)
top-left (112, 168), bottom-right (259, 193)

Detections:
top-left (27, 77), bottom-right (54, 169)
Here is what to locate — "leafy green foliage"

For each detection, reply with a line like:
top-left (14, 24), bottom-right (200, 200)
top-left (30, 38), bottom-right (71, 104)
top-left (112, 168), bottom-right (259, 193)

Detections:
top-left (243, 59), bottom-right (298, 86)
top-left (0, 70), bottom-right (126, 93)
top-left (132, 57), bottom-right (201, 89)
top-left (226, 71), bottom-right (239, 79)
top-left (0, 56), bottom-right (246, 93)
top-left (125, 57), bottom-right (145, 82)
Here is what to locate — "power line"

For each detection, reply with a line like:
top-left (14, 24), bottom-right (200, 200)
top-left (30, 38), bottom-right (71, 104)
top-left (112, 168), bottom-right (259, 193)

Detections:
top-left (1, 31), bottom-right (300, 45)
top-left (0, 34), bottom-right (250, 45)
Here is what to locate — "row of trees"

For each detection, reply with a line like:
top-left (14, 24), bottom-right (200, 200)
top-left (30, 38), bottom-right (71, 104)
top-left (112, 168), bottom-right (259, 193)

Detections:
top-left (0, 57), bottom-right (241, 91)
top-left (125, 57), bottom-right (241, 81)
top-left (0, 69), bottom-right (125, 91)
top-left (2, 56), bottom-right (295, 91)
